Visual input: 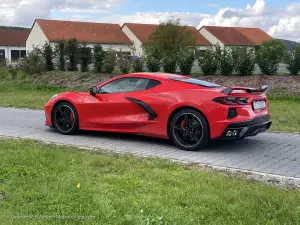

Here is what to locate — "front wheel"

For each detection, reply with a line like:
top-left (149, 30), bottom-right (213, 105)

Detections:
top-left (169, 109), bottom-right (209, 151)
top-left (52, 102), bottom-right (79, 135)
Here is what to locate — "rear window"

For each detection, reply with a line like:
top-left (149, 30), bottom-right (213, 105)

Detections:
top-left (169, 78), bottom-right (223, 88)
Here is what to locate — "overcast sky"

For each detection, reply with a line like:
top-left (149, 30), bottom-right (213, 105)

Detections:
top-left (0, 0), bottom-right (299, 41)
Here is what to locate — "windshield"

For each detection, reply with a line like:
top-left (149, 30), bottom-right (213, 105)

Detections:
top-left (169, 78), bottom-right (223, 88)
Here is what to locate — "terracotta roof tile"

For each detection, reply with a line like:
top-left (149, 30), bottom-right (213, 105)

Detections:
top-left (123, 23), bottom-right (211, 45)
top-left (36, 19), bottom-right (132, 45)
top-left (202, 26), bottom-right (272, 46)
top-left (0, 29), bottom-right (30, 46)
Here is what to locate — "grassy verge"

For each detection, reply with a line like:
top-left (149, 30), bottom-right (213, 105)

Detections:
top-left (0, 139), bottom-right (300, 225)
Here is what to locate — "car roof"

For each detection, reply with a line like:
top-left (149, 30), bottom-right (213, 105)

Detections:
top-left (120, 72), bottom-right (189, 81)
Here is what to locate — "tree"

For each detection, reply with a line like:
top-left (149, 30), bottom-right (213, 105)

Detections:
top-left (232, 47), bottom-right (256, 76)
top-left (143, 18), bottom-right (197, 73)
top-left (256, 39), bottom-right (287, 75)
top-left (285, 44), bottom-right (300, 75)
top-left (66, 38), bottom-right (78, 71)
top-left (144, 18), bottom-right (196, 57)
top-left (56, 40), bottom-right (66, 71)
top-left (78, 45), bottom-right (92, 72)
top-left (93, 45), bottom-right (105, 73)
top-left (42, 42), bottom-right (54, 71)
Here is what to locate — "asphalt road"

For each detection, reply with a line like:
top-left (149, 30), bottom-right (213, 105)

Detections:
top-left (1, 107), bottom-right (300, 179)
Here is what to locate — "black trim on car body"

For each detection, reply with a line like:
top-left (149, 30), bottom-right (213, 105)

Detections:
top-left (125, 97), bottom-right (158, 120)
top-left (213, 115), bottom-right (272, 140)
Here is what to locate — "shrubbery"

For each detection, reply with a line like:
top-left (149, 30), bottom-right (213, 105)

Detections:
top-left (285, 44), bottom-right (300, 75)
top-left (256, 39), bottom-right (286, 75)
top-left (103, 48), bottom-right (116, 74)
top-left (178, 49), bottom-right (195, 75)
top-left (93, 45), bottom-right (105, 73)
top-left (56, 40), bottom-right (66, 71)
top-left (198, 49), bottom-right (218, 75)
top-left (215, 45), bottom-right (234, 75)
top-left (42, 42), bottom-right (54, 71)
top-left (19, 46), bottom-right (44, 75)
top-left (232, 47), bottom-right (256, 76)
top-left (162, 56), bottom-right (177, 73)
top-left (66, 38), bottom-right (78, 71)
top-left (78, 45), bottom-right (92, 72)
top-left (145, 49), bottom-right (161, 72)
top-left (132, 56), bottom-right (144, 72)
top-left (118, 52), bottom-right (132, 74)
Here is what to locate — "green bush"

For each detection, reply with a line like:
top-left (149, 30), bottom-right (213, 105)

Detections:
top-left (198, 49), bottom-right (218, 75)
top-left (78, 45), bottom-right (92, 72)
top-left (145, 48), bottom-right (161, 72)
top-left (132, 56), bottom-right (144, 72)
top-left (19, 46), bottom-right (44, 75)
top-left (93, 45), bottom-right (105, 73)
top-left (41, 42), bottom-right (54, 71)
top-left (145, 55), bottom-right (161, 72)
top-left (162, 56), bottom-right (177, 73)
top-left (215, 45), bottom-right (234, 75)
top-left (178, 49), bottom-right (195, 75)
top-left (285, 44), bottom-right (300, 75)
top-left (56, 40), bottom-right (66, 71)
top-left (118, 52), bottom-right (132, 74)
top-left (232, 47), bottom-right (256, 76)
top-left (7, 64), bottom-right (19, 79)
top-left (103, 48), bottom-right (116, 74)
top-left (256, 39), bottom-right (287, 75)
top-left (66, 38), bottom-right (78, 71)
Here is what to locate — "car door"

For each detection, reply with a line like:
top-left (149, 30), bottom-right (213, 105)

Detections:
top-left (82, 77), bottom-right (159, 131)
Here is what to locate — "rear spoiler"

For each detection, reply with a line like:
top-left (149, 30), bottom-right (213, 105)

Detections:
top-left (222, 85), bottom-right (268, 95)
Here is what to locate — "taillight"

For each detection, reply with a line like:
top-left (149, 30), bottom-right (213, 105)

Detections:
top-left (213, 97), bottom-right (249, 105)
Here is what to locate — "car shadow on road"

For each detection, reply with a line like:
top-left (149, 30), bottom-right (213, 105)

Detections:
top-left (46, 128), bottom-right (262, 153)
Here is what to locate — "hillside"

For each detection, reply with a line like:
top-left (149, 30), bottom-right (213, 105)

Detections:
top-left (0, 25), bottom-right (30, 31)
top-left (277, 39), bottom-right (299, 51)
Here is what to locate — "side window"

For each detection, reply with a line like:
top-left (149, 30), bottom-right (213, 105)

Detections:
top-left (99, 78), bottom-right (145, 94)
top-left (100, 78), bottom-right (161, 94)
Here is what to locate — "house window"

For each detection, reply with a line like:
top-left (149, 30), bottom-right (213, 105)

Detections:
top-left (198, 50), bottom-right (206, 57)
top-left (21, 50), bottom-right (26, 58)
top-left (11, 50), bottom-right (20, 62)
top-left (0, 50), bottom-right (5, 61)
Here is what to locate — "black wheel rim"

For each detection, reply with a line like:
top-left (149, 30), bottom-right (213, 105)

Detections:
top-left (173, 113), bottom-right (203, 148)
top-left (55, 105), bottom-right (75, 133)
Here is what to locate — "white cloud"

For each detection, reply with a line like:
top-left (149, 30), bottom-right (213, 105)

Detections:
top-left (1, 0), bottom-right (300, 41)
top-left (101, 0), bottom-right (300, 41)
top-left (0, 0), bottom-right (125, 27)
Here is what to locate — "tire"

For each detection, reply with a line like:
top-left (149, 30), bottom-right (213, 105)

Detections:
top-left (52, 102), bottom-right (79, 135)
top-left (169, 108), bottom-right (209, 151)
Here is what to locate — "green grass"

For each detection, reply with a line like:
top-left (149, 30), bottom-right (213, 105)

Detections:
top-left (0, 139), bottom-right (300, 225)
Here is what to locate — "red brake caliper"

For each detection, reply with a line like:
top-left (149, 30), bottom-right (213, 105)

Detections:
top-left (70, 113), bottom-right (74, 121)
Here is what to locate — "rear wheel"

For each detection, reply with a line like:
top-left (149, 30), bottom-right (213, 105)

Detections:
top-left (53, 102), bottom-right (79, 135)
top-left (169, 109), bottom-right (209, 151)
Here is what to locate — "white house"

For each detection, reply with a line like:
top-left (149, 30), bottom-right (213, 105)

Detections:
top-left (199, 26), bottom-right (272, 48)
top-left (0, 28), bottom-right (30, 63)
top-left (121, 23), bottom-right (212, 56)
top-left (26, 19), bottom-right (133, 54)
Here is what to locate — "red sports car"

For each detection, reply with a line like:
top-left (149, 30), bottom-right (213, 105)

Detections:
top-left (44, 73), bottom-right (272, 151)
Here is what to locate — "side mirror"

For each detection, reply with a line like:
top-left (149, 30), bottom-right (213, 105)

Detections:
top-left (88, 86), bottom-right (98, 96)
